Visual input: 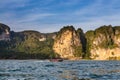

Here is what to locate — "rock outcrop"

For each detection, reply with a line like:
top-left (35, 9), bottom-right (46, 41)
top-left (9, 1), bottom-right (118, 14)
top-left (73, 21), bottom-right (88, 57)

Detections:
top-left (0, 23), bottom-right (10, 41)
top-left (53, 26), bottom-right (82, 59)
top-left (86, 25), bottom-right (120, 60)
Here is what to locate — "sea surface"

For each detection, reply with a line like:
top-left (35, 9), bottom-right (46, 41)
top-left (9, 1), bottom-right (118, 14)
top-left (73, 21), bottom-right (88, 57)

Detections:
top-left (0, 60), bottom-right (120, 80)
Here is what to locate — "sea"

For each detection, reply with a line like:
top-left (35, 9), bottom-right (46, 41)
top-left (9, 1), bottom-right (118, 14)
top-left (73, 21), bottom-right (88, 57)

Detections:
top-left (0, 60), bottom-right (120, 80)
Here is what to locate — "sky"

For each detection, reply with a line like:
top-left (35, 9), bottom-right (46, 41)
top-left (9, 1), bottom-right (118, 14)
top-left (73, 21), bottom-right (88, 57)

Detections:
top-left (0, 0), bottom-right (120, 33)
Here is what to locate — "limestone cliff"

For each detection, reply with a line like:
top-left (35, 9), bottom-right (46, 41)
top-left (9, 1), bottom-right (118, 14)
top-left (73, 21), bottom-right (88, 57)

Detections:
top-left (86, 25), bottom-right (120, 60)
top-left (0, 23), bottom-right (10, 40)
top-left (1, 23), bottom-right (120, 60)
top-left (53, 26), bottom-right (82, 59)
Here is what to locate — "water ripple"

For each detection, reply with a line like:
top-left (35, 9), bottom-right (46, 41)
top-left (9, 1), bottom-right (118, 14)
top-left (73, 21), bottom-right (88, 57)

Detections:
top-left (0, 60), bottom-right (120, 80)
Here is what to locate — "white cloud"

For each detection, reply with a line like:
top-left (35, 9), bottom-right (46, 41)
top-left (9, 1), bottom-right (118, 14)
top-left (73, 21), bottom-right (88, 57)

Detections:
top-left (75, 0), bottom-right (120, 16)
top-left (0, 0), bottom-right (29, 8)
top-left (17, 13), bottom-right (55, 23)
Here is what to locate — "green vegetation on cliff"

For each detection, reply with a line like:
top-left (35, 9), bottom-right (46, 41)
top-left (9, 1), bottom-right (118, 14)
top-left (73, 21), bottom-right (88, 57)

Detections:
top-left (73, 45), bottom-right (82, 57)
top-left (95, 25), bottom-right (114, 48)
top-left (77, 28), bottom-right (87, 58)
top-left (85, 30), bottom-right (95, 59)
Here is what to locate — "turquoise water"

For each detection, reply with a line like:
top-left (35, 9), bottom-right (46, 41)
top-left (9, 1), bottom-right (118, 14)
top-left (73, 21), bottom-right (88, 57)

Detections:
top-left (0, 60), bottom-right (120, 80)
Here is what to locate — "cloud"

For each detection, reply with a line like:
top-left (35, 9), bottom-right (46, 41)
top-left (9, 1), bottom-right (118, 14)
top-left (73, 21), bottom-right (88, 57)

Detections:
top-left (17, 13), bottom-right (55, 23)
top-left (0, 0), bottom-right (29, 9)
top-left (81, 0), bottom-right (119, 15)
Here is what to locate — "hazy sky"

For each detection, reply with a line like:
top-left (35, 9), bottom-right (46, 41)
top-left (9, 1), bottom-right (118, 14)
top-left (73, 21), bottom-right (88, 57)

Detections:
top-left (0, 0), bottom-right (120, 32)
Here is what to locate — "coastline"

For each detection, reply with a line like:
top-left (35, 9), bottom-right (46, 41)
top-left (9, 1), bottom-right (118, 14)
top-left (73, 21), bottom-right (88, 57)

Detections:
top-left (0, 58), bottom-right (119, 61)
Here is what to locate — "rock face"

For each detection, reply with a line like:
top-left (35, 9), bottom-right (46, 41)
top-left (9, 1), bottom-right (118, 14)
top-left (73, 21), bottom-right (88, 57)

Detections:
top-left (0, 23), bottom-right (10, 41)
top-left (86, 25), bottom-right (120, 60)
top-left (53, 26), bottom-right (82, 59)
